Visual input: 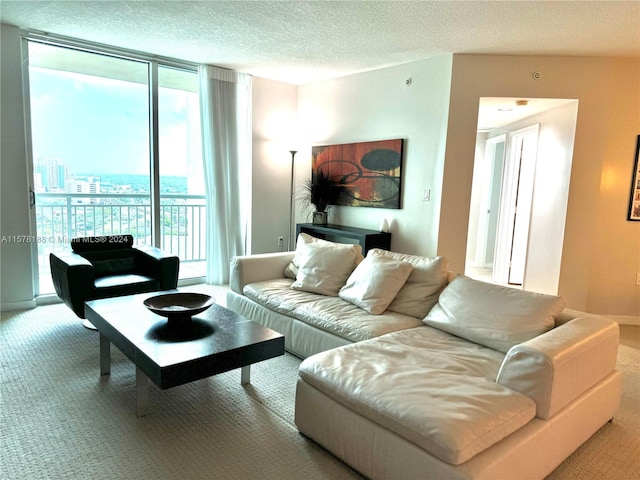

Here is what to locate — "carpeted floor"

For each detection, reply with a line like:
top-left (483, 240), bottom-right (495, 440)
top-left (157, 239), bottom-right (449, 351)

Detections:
top-left (1, 291), bottom-right (638, 479)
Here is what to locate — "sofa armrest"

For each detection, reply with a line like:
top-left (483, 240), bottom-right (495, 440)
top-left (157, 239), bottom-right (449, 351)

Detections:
top-left (229, 252), bottom-right (295, 294)
top-left (134, 245), bottom-right (180, 290)
top-left (49, 252), bottom-right (95, 318)
top-left (496, 311), bottom-right (619, 419)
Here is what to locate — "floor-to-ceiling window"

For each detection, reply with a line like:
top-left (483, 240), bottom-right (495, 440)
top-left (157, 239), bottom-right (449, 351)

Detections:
top-left (157, 66), bottom-right (205, 279)
top-left (26, 38), bottom-right (204, 295)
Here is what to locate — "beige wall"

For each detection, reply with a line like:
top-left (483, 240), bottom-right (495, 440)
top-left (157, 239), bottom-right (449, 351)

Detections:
top-left (440, 54), bottom-right (640, 315)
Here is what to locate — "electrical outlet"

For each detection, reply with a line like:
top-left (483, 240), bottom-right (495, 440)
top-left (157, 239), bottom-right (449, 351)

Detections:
top-left (277, 236), bottom-right (284, 246)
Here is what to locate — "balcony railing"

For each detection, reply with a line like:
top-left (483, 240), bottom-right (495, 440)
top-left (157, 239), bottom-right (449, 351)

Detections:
top-left (35, 192), bottom-right (207, 288)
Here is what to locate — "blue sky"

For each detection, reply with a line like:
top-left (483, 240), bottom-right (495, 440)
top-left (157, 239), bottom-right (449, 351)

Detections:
top-left (29, 66), bottom-right (196, 177)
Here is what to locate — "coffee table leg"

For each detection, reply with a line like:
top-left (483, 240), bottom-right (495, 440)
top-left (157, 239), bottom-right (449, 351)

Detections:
top-left (136, 366), bottom-right (149, 417)
top-left (241, 365), bottom-right (251, 385)
top-left (100, 333), bottom-right (110, 376)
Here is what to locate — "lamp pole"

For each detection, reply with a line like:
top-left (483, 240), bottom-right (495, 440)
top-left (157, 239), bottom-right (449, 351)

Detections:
top-left (288, 150), bottom-right (298, 251)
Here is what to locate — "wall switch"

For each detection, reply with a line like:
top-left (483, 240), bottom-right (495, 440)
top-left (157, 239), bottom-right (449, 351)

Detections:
top-left (277, 236), bottom-right (284, 246)
top-left (636, 272), bottom-right (640, 286)
top-left (423, 189), bottom-right (431, 202)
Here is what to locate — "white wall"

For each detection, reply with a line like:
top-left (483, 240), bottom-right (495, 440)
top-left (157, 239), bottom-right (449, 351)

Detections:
top-left (250, 77), bottom-right (298, 254)
top-left (465, 132), bottom-right (488, 266)
top-left (1, 24), bottom-right (36, 310)
top-left (521, 102), bottom-right (578, 295)
top-left (440, 54), bottom-right (640, 315)
top-left (297, 55), bottom-right (453, 256)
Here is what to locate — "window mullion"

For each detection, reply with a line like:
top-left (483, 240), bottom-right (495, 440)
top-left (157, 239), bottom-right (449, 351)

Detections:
top-left (149, 61), bottom-right (161, 248)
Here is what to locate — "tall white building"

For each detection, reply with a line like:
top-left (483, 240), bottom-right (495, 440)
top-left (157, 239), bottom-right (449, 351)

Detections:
top-left (67, 176), bottom-right (101, 204)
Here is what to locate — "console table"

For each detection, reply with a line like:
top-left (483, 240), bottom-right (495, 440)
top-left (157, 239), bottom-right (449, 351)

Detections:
top-left (296, 223), bottom-right (391, 254)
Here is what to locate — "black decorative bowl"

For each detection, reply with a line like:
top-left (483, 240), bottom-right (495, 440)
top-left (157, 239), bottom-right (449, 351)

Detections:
top-left (143, 292), bottom-right (215, 323)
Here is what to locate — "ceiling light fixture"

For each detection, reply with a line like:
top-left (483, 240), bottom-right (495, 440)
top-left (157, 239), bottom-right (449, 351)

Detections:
top-left (516, 99), bottom-right (529, 107)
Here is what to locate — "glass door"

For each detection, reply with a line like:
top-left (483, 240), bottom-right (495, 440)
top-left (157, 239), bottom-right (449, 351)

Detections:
top-left (26, 40), bottom-right (205, 295)
top-left (157, 66), bottom-right (205, 280)
top-left (27, 41), bottom-right (151, 294)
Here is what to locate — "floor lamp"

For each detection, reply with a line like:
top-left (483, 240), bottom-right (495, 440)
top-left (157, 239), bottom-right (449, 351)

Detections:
top-left (288, 150), bottom-right (297, 251)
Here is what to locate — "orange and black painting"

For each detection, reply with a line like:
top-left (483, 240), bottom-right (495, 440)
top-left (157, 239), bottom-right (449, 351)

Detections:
top-left (311, 139), bottom-right (404, 209)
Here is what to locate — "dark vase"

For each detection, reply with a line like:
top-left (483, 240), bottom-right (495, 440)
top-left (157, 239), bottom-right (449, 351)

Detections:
top-left (312, 211), bottom-right (328, 225)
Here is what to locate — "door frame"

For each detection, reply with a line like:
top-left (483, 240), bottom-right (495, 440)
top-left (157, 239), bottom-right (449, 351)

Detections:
top-left (474, 134), bottom-right (506, 268)
top-left (492, 124), bottom-right (540, 286)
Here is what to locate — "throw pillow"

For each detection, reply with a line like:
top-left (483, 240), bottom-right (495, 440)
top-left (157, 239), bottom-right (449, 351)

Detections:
top-left (284, 233), bottom-right (363, 279)
top-left (423, 276), bottom-right (565, 353)
top-left (368, 249), bottom-right (449, 318)
top-left (290, 238), bottom-right (360, 296)
top-left (338, 255), bottom-right (414, 315)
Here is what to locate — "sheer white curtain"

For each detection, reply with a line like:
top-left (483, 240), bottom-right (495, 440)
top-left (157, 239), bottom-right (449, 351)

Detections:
top-left (199, 65), bottom-right (252, 284)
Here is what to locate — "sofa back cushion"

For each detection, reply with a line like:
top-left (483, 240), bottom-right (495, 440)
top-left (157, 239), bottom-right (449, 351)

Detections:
top-left (423, 276), bottom-right (565, 353)
top-left (367, 249), bottom-right (449, 319)
top-left (338, 254), bottom-right (413, 314)
top-left (290, 234), bottom-right (360, 296)
top-left (284, 233), bottom-right (363, 279)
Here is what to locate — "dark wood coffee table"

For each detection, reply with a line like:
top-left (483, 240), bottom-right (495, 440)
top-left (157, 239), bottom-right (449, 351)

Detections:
top-left (85, 290), bottom-right (285, 417)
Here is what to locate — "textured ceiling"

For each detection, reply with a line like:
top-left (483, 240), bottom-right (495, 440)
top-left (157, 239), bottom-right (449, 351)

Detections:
top-left (1, 1), bottom-right (639, 85)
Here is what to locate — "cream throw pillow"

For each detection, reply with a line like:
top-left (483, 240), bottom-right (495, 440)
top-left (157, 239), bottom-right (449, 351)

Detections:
top-left (339, 255), bottom-right (413, 314)
top-left (368, 249), bottom-right (449, 318)
top-left (423, 276), bottom-right (565, 353)
top-left (290, 237), bottom-right (360, 296)
top-left (285, 233), bottom-right (363, 279)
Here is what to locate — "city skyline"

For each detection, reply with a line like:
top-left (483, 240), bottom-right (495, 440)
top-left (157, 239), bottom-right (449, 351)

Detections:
top-left (34, 156), bottom-right (190, 195)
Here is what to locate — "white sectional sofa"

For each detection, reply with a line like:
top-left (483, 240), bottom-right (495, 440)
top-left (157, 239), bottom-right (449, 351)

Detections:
top-left (227, 235), bottom-right (621, 479)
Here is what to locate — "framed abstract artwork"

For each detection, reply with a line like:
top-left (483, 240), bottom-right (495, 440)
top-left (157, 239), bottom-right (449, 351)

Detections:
top-left (628, 135), bottom-right (640, 221)
top-left (311, 139), bottom-right (404, 209)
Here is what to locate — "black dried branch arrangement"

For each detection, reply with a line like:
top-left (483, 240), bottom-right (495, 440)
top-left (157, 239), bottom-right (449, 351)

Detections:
top-left (299, 169), bottom-right (342, 214)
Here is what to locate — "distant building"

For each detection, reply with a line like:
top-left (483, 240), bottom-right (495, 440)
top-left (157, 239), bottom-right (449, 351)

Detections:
top-left (67, 176), bottom-right (101, 204)
top-left (34, 157), bottom-right (68, 192)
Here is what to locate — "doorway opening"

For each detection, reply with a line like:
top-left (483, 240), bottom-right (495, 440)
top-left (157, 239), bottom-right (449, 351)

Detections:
top-left (465, 97), bottom-right (579, 294)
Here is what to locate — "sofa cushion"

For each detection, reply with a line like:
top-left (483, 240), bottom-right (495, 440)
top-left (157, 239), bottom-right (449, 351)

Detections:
top-left (368, 249), bottom-right (449, 318)
top-left (298, 327), bottom-right (534, 465)
top-left (290, 234), bottom-right (360, 296)
top-left (338, 254), bottom-right (413, 314)
top-left (423, 276), bottom-right (565, 353)
top-left (284, 233), bottom-right (363, 279)
top-left (244, 279), bottom-right (423, 342)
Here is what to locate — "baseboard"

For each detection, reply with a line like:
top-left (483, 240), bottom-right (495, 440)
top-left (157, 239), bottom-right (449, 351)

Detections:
top-left (609, 315), bottom-right (640, 326)
top-left (1, 299), bottom-right (37, 312)
top-left (36, 294), bottom-right (62, 306)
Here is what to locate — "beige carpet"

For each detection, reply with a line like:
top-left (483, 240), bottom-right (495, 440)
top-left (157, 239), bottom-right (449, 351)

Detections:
top-left (1, 293), bottom-right (638, 479)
